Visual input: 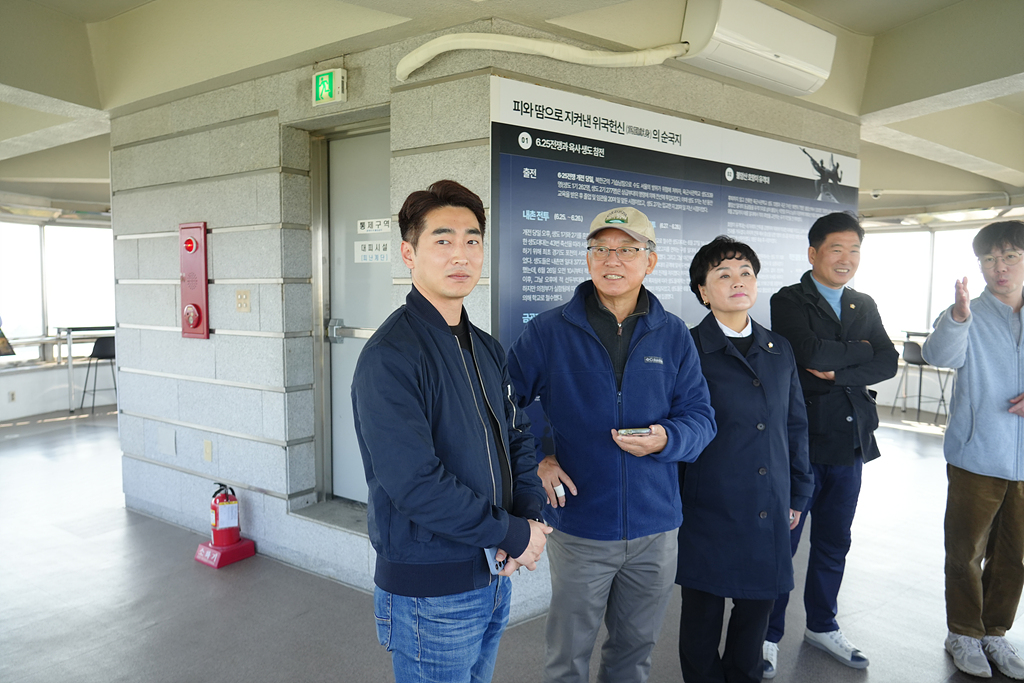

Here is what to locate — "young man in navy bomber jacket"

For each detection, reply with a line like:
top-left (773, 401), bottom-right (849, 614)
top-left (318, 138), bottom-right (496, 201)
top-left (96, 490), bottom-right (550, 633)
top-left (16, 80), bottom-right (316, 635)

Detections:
top-left (352, 180), bottom-right (550, 683)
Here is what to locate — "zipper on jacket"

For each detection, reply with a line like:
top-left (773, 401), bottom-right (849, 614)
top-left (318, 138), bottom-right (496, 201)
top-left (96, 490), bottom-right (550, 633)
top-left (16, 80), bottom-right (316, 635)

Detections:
top-left (456, 336), bottom-right (498, 505)
top-left (454, 336), bottom-right (497, 586)
top-left (564, 305), bottom-right (659, 542)
top-left (618, 390), bottom-right (628, 540)
top-left (616, 327), bottom-right (659, 541)
top-left (468, 333), bottom-right (515, 506)
top-left (507, 384), bottom-right (522, 433)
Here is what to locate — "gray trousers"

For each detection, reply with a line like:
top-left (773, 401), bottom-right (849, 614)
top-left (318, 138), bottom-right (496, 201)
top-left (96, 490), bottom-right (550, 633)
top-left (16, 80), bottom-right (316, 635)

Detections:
top-left (544, 528), bottom-right (678, 683)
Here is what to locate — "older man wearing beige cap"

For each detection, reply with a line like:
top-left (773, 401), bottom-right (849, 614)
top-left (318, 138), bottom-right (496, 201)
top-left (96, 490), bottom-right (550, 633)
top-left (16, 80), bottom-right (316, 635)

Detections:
top-left (508, 206), bottom-right (716, 683)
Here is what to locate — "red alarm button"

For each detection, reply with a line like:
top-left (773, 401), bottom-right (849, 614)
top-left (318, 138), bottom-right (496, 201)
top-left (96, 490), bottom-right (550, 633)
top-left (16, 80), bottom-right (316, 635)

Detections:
top-left (184, 237), bottom-right (197, 253)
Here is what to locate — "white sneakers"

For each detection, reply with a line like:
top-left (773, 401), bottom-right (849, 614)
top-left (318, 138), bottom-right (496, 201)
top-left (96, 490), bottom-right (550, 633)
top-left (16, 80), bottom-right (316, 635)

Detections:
top-left (946, 632), bottom-right (992, 677)
top-left (762, 640), bottom-right (778, 679)
top-left (763, 628), bottom-right (868, 677)
top-left (945, 632), bottom-right (1024, 679)
top-left (766, 628), bottom-right (1023, 679)
top-left (982, 635), bottom-right (1024, 680)
top-left (804, 628), bottom-right (870, 669)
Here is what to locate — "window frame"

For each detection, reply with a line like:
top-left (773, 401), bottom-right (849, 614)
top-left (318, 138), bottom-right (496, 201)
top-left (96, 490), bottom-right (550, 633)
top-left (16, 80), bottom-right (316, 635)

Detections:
top-left (859, 223), bottom-right (984, 338)
top-left (0, 217), bottom-right (113, 368)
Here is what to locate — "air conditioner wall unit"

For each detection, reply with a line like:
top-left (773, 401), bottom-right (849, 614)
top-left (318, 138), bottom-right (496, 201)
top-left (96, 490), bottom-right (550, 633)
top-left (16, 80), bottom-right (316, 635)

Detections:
top-left (677, 0), bottom-right (836, 97)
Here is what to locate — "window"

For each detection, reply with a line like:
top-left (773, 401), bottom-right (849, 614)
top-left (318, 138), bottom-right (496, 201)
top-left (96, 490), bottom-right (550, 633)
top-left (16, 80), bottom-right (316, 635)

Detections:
top-left (43, 225), bottom-right (115, 330)
top-left (930, 228), bottom-right (981, 326)
top-left (856, 231), bottom-right (932, 335)
top-left (856, 226), bottom-right (985, 338)
top-left (0, 221), bottom-right (114, 365)
top-left (0, 222), bottom-right (43, 364)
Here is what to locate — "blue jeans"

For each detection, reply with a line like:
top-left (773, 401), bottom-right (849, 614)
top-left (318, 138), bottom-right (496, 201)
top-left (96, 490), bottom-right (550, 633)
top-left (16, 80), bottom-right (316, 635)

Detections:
top-left (374, 577), bottom-right (512, 683)
top-left (767, 457), bottom-right (863, 642)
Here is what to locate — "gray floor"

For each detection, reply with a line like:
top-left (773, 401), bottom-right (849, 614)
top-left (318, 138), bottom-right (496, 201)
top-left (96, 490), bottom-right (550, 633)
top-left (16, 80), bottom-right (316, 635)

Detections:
top-left (1, 408), bottom-right (1021, 682)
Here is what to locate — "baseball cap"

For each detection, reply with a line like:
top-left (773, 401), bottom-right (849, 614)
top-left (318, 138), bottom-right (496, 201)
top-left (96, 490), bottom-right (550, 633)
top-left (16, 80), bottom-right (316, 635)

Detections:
top-left (587, 207), bottom-right (656, 245)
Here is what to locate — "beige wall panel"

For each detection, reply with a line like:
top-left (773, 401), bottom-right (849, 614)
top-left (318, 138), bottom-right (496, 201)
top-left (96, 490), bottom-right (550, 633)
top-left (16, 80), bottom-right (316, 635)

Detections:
top-left (0, 0), bottom-right (101, 108)
top-left (887, 102), bottom-right (1024, 176)
top-left (0, 102), bottom-right (73, 142)
top-left (87, 0), bottom-right (408, 110)
top-left (862, 0), bottom-right (1024, 116)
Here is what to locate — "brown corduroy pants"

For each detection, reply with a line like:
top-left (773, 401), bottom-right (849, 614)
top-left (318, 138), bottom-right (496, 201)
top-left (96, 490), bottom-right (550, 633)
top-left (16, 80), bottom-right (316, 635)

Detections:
top-left (945, 463), bottom-right (1024, 638)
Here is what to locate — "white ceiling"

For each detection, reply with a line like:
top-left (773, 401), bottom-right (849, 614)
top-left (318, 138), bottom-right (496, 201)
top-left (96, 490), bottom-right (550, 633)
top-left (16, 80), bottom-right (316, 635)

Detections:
top-left (3, 0), bottom-right (1022, 218)
top-left (993, 91), bottom-right (1024, 117)
top-left (783, 0), bottom-right (964, 35)
top-left (26, 0), bottom-right (156, 23)
top-left (30, 0), bottom-right (969, 35)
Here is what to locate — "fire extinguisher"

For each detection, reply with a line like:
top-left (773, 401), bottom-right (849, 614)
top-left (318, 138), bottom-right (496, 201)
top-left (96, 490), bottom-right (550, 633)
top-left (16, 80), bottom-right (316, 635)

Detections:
top-left (210, 483), bottom-right (241, 547)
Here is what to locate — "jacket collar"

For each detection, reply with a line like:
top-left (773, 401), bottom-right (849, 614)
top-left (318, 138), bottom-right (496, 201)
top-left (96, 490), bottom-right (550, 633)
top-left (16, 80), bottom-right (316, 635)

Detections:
top-left (406, 284), bottom-right (468, 333)
top-left (980, 287), bottom-right (1024, 320)
top-left (696, 312), bottom-right (779, 357)
top-left (798, 271), bottom-right (842, 323)
top-left (563, 280), bottom-right (665, 331)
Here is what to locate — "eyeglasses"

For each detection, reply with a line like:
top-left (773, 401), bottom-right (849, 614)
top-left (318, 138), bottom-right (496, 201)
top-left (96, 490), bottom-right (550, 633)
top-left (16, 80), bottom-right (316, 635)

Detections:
top-left (586, 246), bottom-right (651, 261)
top-left (979, 251), bottom-right (1023, 270)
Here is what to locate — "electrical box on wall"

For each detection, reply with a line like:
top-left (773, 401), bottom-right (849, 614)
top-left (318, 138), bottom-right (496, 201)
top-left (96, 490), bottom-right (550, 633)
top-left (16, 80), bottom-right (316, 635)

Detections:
top-left (180, 222), bottom-right (209, 339)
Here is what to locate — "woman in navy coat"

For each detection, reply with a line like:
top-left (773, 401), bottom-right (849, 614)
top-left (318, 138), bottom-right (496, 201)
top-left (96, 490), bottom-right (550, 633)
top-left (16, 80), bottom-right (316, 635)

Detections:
top-left (677, 237), bottom-right (814, 683)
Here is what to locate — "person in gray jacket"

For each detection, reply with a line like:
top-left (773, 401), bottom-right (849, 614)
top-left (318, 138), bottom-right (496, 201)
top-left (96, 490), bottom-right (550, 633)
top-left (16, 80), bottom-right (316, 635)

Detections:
top-left (922, 220), bottom-right (1024, 680)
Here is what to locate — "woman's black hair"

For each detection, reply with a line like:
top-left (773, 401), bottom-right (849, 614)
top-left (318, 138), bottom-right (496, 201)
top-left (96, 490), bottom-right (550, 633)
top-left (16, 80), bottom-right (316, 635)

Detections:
top-left (688, 236), bottom-right (761, 308)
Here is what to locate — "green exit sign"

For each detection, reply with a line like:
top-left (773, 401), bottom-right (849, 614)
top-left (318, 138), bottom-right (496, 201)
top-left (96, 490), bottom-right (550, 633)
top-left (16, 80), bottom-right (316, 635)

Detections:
top-left (313, 68), bottom-right (347, 106)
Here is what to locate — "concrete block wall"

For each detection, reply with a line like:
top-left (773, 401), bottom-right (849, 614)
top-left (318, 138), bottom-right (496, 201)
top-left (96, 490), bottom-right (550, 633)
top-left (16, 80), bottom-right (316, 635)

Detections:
top-left (112, 17), bottom-right (860, 618)
top-left (109, 51), bottom-right (397, 592)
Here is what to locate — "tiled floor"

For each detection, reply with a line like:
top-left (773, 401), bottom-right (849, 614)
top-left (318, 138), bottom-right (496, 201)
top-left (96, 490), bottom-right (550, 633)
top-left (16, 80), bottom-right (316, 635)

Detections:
top-left (1, 408), bottom-right (1021, 682)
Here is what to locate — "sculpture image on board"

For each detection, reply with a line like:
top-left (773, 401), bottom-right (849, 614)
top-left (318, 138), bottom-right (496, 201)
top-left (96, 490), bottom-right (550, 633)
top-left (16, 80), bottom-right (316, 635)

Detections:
top-left (0, 315), bottom-right (13, 356)
top-left (802, 148), bottom-right (843, 203)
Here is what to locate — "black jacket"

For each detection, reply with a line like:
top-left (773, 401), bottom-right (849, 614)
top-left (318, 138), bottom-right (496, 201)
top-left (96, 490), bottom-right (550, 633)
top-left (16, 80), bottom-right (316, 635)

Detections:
top-left (769, 271), bottom-right (898, 465)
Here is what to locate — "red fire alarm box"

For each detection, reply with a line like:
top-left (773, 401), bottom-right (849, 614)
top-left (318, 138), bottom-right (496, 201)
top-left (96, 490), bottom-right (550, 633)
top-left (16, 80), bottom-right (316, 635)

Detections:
top-left (180, 222), bottom-right (209, 339)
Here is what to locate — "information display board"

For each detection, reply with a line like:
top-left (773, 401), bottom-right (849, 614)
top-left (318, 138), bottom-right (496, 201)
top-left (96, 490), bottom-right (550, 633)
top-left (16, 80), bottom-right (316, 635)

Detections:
top-left (491, 76), bottom-right (859, 351)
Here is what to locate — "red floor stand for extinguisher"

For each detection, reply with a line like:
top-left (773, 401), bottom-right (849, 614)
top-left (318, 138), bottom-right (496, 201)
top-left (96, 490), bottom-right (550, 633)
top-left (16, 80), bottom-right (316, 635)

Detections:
top-left (195, 483), bottom-right (255, 569)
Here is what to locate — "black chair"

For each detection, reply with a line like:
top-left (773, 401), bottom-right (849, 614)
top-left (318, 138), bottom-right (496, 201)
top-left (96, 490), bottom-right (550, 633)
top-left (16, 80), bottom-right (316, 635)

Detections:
top-left (890, 340), bottom-right (949, 423)
top-left (79, 336), bottom-right (116, 413)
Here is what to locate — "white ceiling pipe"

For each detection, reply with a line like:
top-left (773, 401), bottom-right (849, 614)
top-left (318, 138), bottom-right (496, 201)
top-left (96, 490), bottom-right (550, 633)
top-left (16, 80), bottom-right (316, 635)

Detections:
top-left (396, 33), bottom-right (689, 82)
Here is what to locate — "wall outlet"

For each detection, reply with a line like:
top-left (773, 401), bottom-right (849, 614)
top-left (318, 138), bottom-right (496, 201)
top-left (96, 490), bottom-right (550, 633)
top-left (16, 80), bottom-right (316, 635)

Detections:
top-left (235, 290), bottom-right (251, 313)
top-left (7, 391), bottom-right (14, 402)
top-left (203, 440), bottom-right (213, 462)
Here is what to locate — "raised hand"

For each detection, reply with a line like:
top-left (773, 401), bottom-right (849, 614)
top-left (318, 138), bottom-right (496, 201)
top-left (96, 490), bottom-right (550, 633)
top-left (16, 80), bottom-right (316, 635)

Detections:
top-left (952, 277), bottom-right (970, 323)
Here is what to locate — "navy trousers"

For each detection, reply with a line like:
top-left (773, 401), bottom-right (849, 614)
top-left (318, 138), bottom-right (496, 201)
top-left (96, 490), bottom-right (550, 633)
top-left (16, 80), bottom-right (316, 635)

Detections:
top-left (766, 456), bottom-right (863, 642)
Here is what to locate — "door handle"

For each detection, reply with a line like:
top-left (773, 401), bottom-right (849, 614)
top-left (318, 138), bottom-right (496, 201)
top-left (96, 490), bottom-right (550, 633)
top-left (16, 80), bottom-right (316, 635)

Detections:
top-left (326, 319), bottom-right (376, 343)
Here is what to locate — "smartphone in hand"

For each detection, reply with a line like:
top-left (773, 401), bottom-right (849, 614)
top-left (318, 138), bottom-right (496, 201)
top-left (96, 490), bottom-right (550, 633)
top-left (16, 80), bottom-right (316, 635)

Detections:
top-left (484, 547), bottom-right (506, 575)
top-left (618, 428), bottom-right (652, 436)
